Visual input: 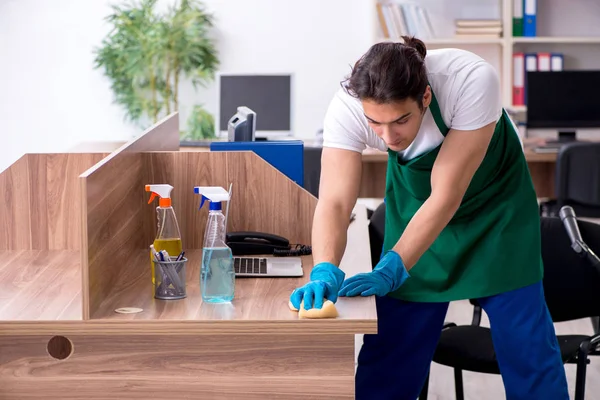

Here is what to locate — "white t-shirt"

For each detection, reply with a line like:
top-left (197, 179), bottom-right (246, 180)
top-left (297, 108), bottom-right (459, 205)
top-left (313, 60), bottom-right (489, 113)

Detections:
top-left (322, 48), bottom-right (503, 161)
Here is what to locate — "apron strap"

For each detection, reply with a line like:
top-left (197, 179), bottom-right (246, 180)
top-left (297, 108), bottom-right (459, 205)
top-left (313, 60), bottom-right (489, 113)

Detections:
top-left (428, 87), bottom-right (450, 137)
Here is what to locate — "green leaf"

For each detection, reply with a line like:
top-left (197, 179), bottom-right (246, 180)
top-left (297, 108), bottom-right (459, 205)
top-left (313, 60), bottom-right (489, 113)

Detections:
top-left (93, 0), bottom-right (219, 127)
top-left (182, 104), bottom-right (216, 140)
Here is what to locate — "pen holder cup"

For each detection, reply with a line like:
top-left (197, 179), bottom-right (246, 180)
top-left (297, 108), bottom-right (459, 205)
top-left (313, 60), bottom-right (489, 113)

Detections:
top-left (153, 257), bottom-right (187, 300)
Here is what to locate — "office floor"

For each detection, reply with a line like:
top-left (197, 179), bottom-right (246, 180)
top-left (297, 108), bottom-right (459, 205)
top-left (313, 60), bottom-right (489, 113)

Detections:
top-left (354, 301), bottom-right (600, 400)
top-left (354, 198), bottom-right (600, 399)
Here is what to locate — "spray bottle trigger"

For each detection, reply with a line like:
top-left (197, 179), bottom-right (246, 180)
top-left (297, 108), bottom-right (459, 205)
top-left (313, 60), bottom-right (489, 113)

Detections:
top-left (148, 192), bottom-right (158, 204)
top-left (199, 195), bottom-right (208, 210)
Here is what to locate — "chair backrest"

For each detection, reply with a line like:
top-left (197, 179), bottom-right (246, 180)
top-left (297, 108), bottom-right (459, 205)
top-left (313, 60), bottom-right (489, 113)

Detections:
top-left (555, 142), bottom-right (600, 209)
top-left (540, 216), bottom-right (600, 322)
top-left (368, 202), bottom-right (386, 269)
top-left (303, 146), bottom-right (322, 198)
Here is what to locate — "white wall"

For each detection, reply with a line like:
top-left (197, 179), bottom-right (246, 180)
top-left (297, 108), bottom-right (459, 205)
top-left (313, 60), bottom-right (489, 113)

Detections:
top-left (0, 0), bottom-right (141, 172)
top-left (0, 0), bottom-right (376, 172)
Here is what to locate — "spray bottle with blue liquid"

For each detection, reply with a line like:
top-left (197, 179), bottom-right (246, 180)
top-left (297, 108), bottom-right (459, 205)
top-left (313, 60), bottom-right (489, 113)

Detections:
top-left (194, 186), bottom-right (234, 303)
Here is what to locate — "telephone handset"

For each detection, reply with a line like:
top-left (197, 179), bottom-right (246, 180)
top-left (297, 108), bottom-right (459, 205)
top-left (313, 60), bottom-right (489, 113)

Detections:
top-left (225, 231), bottom-right (311, 257)
top-left (226, 231), bottom-right (290, 255)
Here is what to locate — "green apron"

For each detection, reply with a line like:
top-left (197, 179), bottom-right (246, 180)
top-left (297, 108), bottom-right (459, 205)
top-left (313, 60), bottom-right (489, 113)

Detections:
top-left (383, 89), bottom-right (543, 302)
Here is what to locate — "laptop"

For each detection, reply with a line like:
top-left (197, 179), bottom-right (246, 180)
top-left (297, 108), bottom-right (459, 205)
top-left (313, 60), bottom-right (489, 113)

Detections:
top-left (233, 256), bottom-right (304, 277)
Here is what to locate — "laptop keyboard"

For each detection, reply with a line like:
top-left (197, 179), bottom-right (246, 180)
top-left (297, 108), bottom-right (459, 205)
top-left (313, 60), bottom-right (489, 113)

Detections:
top-left (234, 257), bottom-right (268, 275)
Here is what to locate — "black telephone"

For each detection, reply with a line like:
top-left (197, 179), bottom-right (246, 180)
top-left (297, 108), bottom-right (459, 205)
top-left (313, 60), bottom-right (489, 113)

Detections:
top-left (225, 231), bottom-right (311, 257)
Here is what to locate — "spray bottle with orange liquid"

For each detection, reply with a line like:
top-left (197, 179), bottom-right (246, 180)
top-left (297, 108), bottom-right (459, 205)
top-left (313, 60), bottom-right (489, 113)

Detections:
top-left (145, 184), bottom-right (182, 285)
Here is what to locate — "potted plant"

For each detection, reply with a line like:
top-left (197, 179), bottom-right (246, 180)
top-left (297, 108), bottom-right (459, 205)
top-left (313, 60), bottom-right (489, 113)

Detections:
top-left (94, 0), bottom-right (219, 140)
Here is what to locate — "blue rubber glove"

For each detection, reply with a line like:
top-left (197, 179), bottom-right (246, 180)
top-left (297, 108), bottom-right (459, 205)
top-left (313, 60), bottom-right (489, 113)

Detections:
top-left (338, 250), bottom-right (409, 297)
top-left (290, 262), bottom-right (346, 310)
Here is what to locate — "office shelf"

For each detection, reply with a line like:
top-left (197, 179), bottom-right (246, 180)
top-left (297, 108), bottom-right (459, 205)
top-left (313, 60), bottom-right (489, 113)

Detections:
top-left (428, 37), bottom-right (504, 45)
top-left (372, 0), bottom-right (600, 112)
top-left (507, 105), bottom-right (527, 112)
top-left (377, 37), bottom-right (504, 45)
top-left (513, 37), bottom-right (600, 44)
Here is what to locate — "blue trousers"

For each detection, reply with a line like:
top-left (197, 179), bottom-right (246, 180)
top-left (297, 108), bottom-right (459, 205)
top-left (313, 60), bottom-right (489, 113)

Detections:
top-left (356, 281), bottom-right (570, 400)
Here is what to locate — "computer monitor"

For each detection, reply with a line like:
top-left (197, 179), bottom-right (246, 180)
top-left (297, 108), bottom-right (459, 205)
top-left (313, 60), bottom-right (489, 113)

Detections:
top-left (527, 71), bottom-right (600, 142)
top-left (217, 73), bottom-right (292, 139)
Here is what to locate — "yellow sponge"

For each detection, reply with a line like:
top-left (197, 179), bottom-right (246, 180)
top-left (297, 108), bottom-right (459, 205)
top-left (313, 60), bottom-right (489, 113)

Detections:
top-left (288, 299), bottom-right (338, 319)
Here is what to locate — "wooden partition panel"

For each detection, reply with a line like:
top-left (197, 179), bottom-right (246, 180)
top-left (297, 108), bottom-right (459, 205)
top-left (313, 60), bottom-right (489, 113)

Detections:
top-left (144, 151), bottom-right (229, 248)
top-left (145, 151), bottom-right (318, 248)
top-left (0, 155), bottom-right (30, 250)
top-left (84, 150), bottom-right (317, 319)
top-left (81, 152), bottom-right (146, 320)
top-left (80, 113), bottom-right (180, 319)
top-left (226, 151), bottom-right (317, 246)
top-left (0, 153), bottom-right (107, 251)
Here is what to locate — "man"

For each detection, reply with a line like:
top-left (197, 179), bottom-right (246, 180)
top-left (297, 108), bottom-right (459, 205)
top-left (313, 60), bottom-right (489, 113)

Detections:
top-left (289, 37), bottom-right (569, 399)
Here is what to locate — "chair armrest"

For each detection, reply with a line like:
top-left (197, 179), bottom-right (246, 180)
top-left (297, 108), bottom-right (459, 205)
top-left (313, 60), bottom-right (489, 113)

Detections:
top-left (442, 322), bottom-right (457, 329)
top-left (589, 333), bottom-right (600, 354)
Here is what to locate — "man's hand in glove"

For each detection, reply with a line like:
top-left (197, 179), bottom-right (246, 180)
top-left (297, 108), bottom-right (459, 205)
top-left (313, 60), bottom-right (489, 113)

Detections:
top-left (338, 250), bottom-right (410, 297)
top-left (290, 262), bottom-right (346, 310)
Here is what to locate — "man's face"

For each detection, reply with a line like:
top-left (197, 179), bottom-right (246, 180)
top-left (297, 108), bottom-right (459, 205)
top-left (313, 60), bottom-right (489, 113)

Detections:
top-left (362, 87), bottom-right (431, 152)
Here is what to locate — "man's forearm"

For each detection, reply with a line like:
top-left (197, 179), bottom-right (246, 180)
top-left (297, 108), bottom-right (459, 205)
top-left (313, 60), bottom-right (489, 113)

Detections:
top-left (392, 193), bottom-right (460, 270)
top-left (311, 202), bottom-right (350, 267)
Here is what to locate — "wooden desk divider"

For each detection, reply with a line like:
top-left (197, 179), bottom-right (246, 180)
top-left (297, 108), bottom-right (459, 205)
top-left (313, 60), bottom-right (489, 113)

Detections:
top-left (79, 113), bottom-right (180, 319)
top-left (83, 149), bottom-right (318, 319)
top-left (144, 150), bottom-right (317, 247)
top-left (0, 153), bottom-right (108, 252)
top-left (0, 153), bottom-right (108, 321)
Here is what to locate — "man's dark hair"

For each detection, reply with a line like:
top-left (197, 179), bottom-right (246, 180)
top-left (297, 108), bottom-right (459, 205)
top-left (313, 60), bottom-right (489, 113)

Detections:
top-left (343, 36), bottom-right (428, 108)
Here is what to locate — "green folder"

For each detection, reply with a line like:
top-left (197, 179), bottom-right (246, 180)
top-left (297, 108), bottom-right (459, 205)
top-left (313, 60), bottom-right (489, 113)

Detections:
top-left (513, 17), bottom-right (523, 36)
top-left (513, 0), bottom-right (523, 36)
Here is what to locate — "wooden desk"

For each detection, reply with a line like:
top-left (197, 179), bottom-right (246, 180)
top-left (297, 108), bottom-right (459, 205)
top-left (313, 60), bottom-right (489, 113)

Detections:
top-left (0, 115), bottom-right (376, 399)
top-left (522, 147), bottom-right (557, 199)
top-left (359, 147), bottom-right (557, 199)
top-left (0, 205), bottom-right (374, 399)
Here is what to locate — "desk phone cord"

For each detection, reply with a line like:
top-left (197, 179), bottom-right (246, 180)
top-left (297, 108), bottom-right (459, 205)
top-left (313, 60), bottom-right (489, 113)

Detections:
top-left (273, 244), bottom-right (312, 257)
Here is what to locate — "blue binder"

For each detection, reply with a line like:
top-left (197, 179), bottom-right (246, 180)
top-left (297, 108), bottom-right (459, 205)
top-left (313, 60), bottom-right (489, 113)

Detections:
top-left (210, 140), bottom-right (304, 187)
top-left (523, 0), bottom-right (536, 37)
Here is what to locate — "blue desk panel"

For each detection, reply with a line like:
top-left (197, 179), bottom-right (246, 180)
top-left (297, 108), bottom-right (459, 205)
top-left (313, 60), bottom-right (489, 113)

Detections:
top-left (210, 141), bottom-right (304, 186)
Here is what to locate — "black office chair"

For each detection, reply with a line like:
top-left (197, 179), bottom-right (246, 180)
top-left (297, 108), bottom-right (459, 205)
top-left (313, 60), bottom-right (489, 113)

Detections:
top-left (540, 141), bottom-right (600, 218)
top-left (303, 145), bottom-right (323, 198)
top-left (368, 202), bottom-right (386, 268)
top-left (420, 212), bottom-right (600, 400)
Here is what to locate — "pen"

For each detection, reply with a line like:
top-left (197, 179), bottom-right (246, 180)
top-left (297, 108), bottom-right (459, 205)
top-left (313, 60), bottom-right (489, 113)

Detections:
top-left (176, 251), bottom-right (185, 261)
top-left (150, 244), bottom-right (161, 261)
top-left (160, 250), bottom-right (170, 261)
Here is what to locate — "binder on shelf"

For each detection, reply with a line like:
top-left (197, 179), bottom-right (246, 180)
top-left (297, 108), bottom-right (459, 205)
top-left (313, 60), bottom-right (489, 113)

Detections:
top-left (513, 52), bottom-right (525, 106)
top-left (513, 0), bottom-right (523, 37)
top-left (454, 19), bottom-right (502, 38)
top-left (524, 53), bottom-right (537, 105)
top-left (401, 3), bottom-right (419, 37)
top-left (537, 52), bottom-right (551, 71)
top-left (551, 53), bottom-right (564, 71)
top-left (381, 3), bottom-right (398, 38)
top-left (416, 5), bottom-right (434, 39)
top-left (390, 3), bottom-right (408, 37)
top-left (523, 0), bottom-right (536, 37)
top-left (375, 2), bottom-right (434, 40)
top-left (376, 3), bottom-right (390, 38)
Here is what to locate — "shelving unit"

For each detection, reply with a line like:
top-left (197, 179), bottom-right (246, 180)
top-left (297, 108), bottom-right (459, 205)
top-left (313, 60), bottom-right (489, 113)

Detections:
top-left (512, 37), bottom-right (600, 44)
top-left (373, 0), bottom-right (600, 119)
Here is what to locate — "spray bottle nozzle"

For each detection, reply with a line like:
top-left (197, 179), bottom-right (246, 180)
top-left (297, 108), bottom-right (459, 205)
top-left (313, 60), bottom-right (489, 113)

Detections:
top-left (194, 186), bottom-right (231, 211)
top-left (145, 184), bottom-right (174, 208)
